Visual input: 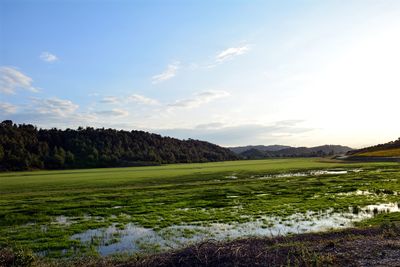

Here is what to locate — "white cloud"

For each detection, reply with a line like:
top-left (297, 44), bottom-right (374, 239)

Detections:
top-left (128, 94), bottom-right (159, 105)
top-left (95, 109), bottom-right (129, 117)
top-left (168, 90), bottom-right (230, 109)
top-left (31, 97), bottom-right (79, 117)
top-left (99, 94), bottom-right (159, 106)
top-left (0, 66), bottom-right (39, 94)
top-left (0, 102), bottom-right (17, 114)
top-left (216, 45), bottom-right (250, 63)
top-left (100, 96), bottom-right (119, 104)
top-left (152, 62), bottom-right (180, 84)
top-left (195, 122), bottom-right (225, 129)
top-left (40, 52), bottom-right (58, 62)
top-left (7, 97), bottom-right (97, 128)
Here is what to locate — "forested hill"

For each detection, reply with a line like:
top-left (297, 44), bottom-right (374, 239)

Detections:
top-left (347, 138), bottom-right (400, 157)
top-left (228, 145), bottom-right (291, 154)
top-left (230, 145), bottom-right (352, 159)
top-left (0, 120), bottom-right (238, 171)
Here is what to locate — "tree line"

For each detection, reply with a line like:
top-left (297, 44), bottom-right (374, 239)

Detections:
top-left (0, 120), bottom-right (238, 171)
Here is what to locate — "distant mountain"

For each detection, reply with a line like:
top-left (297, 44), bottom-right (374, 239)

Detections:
top-left (346, 138), bottom-right (400, 158)
top-left (272, 145), bottom-right (352, 157)
top-left (228, 145), bottom-right (292, 154)
top-left (229, 144), bottom-right (352, 159)
top-left (239, 148), bottom-right (268, 159)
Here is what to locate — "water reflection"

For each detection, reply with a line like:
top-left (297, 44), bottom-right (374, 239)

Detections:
top-left (71, 202), bottom-right (399, 256)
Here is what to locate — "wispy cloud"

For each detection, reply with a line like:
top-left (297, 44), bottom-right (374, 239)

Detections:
top-left (216, 45), bottom-right (250, 63)
top-left (31, 97), bottom-right (79, 117)
top-left (0, 102), bottom-right (17, 114)
top-left (100, 96), bottom-right (119, 104)
top-left (95, 109), bottom-right (129, 117)
top-left (99, 94), bottom-right (158, 106)
top-left (0, 66), bottom-right (39, 94)
top-left (168, 90), bottom-right (230, 109)
top-left (152, 62), bottom-right (180, 84)
top-left (157, 121), bottom-right (313, 146)
top-left (9, 98), bottom-right (96, 128)
top-left (128, 94), bottom-right (159, 105)
top-left (40, 52), bottom-right (58, 62)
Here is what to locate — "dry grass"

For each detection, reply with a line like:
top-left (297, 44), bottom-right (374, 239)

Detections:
top-left (356, 148), bottom-right (400, 157)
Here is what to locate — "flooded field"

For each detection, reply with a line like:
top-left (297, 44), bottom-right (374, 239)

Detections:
top-left (68, 202), bottom-right (400, 256)
top-left (1, 158), bottom-right (400, 258)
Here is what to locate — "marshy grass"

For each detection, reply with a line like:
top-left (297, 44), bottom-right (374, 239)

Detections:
top-left (1, 158), bottom-right (399, 258)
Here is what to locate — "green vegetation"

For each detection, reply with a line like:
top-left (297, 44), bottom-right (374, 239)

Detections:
top-left (0, 120), bottom-right (237, 171)
top-left (355, 212), bottom-right (400, 227)
top-left (1, 158), bottom-right (399, 258)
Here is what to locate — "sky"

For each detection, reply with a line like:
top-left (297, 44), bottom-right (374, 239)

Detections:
top-left (1, 0), bottom-right (400, 148)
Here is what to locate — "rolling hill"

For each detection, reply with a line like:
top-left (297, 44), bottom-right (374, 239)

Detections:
top-left (347, 138), bottom-right (400, 158)
top-left (228, 145), bottom-right (292, 154)
top-left (230, 144), bottom-right (352, 159)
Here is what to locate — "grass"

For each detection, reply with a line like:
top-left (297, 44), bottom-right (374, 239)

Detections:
top-left (356, 148), bottom-right (400, 157)
top-left (0, 158), bottom-right (399, 258)
top-left (3, 225), bottom-right (400, 266)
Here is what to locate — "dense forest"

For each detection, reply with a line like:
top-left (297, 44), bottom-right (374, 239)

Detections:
top-left (0, 120), bottom-right (238, 171)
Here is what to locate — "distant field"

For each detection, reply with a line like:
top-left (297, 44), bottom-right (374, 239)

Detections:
top-left (355, 148), bottom-right (400, 157)
top-left (1, 158), bottom-right (399, 258)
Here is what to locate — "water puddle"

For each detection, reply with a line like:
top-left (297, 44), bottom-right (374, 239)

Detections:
top-left (54, 215), bottom-right (73, 226)
top-left (255, 168), bottom-right (362, 180)
top-left (336, 189), bottom-right (399, 197)
top-left (70, 201), bottom-right (399, 256)
top-left (71, 224), bottom-right (163, 255)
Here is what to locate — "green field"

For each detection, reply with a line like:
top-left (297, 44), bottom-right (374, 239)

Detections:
top-left (1, 158), bottom-right (400, 258)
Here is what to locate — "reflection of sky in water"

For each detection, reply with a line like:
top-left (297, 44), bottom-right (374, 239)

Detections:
top-left (71, 202), bottom-right (400, 256)
top-left (253, 169), bottom-right (363, 180)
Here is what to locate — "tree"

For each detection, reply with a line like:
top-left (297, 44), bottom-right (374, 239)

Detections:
top-left (0, 121), bottom-right (238, 171)
top-left (0, 145), bottom-right (4, 161)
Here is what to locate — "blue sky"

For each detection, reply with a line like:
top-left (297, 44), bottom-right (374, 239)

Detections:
top-left (1, 0), bottom-right (400, 147)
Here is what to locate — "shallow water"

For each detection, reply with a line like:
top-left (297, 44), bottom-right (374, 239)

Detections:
top-left (255, 168), bottom-right (362, 180)
top-left (70, 201), bottom-right (400, 256)
top-left (71, 224), bottom-right (164, 255)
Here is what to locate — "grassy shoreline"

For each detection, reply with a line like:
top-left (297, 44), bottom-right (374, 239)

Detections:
top-left (2, 222), bottom-right (400, 266)
top-left (1, 158), bottom-right (399, 259)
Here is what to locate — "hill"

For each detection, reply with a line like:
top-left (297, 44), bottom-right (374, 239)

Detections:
top-left (228, 145), bottom-right (291, 154)
top-left (272, 145), bottom-right (352, 157)
top-left (230, 144), bottom-right (352, 159)
top-left (0, 120), bottom-right (238, 171)
top-left (347, 137), bottom-right (400, 158)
